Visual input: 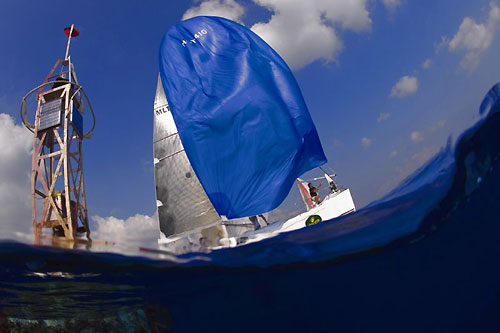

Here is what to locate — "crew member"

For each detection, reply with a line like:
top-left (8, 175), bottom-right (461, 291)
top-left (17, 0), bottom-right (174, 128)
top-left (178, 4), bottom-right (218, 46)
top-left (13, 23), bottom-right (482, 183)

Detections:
top-left (308, 182), bottom-right (322, 205)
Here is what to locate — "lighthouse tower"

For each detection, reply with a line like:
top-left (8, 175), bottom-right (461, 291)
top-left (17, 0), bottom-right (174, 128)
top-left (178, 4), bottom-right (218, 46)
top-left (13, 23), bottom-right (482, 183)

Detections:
top-left (20, 25), bottom-right (95, 241)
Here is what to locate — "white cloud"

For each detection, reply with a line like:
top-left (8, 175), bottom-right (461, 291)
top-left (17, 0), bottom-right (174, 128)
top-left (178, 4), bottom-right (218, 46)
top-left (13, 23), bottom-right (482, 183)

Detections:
top-left (182, 0), bottom-right (245, 22)
top-left (381, 0), bottom-right (402, 11)
top-left (435, 35), bottom-right (450, 53)
top-left (421, 58), bottom-right (432, 69)
top-left (410, 131), bottom-right (424, 142)
top-left (0, 112), bottom-right (161, 248)
top-left (361, 137), bottom-right (373, 148)
top-left (92, 213), bottom-right (160, 246)
top-left (390, 75), bottom-right (419, 98)
top-left (0, 113), bottom-right (33, 237)
top-left (251, 0), bottom-right (372, 69)
top-left (182, 0), bottom-right (373, 69)
top-left (448, 2), bottom-right (500, 71)
top-left (377, 112), bottom-right (390, 122)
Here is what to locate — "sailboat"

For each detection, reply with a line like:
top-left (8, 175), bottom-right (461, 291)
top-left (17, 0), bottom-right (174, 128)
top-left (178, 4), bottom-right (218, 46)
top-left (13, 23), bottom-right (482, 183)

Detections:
top-left (153, 16), bottom-right (355, 252)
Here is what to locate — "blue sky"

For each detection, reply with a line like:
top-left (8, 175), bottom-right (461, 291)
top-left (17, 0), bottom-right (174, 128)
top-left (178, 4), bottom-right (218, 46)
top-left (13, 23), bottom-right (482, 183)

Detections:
top-left (1, 0), bottom-right (499, 242)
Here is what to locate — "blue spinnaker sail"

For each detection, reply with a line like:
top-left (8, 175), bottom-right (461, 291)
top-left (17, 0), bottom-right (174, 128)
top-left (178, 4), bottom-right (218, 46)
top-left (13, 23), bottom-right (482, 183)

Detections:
top-left (159, 16), bottom-right (326, 219)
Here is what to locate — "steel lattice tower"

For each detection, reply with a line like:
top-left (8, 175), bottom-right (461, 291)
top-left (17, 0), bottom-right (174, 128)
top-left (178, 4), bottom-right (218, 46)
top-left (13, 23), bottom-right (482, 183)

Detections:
top-left (20, 25), bottom-right (95, 242)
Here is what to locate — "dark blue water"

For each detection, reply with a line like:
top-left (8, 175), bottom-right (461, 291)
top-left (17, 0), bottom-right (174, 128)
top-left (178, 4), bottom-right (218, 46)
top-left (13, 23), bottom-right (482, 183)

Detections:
top-left (1, 83), bottom-right (500, 332)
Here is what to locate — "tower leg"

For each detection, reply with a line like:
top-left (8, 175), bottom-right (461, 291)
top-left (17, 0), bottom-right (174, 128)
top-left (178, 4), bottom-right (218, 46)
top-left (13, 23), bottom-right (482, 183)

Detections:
top-left (63, 97), bottom-right (74, 240)
top-left (78, 139), bottom-right (91, 240)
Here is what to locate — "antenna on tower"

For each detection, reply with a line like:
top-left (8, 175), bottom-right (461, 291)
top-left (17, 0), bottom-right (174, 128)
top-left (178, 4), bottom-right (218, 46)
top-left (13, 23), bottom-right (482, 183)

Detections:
top-left (20, 24), bottom-right (95, 243)
top-left (64, 24), bottom-right (79, 61)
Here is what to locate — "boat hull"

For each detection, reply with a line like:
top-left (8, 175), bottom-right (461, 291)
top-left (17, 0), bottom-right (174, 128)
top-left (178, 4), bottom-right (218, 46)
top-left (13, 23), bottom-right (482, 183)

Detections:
top-left (231, 189), bottom-right (356, 246)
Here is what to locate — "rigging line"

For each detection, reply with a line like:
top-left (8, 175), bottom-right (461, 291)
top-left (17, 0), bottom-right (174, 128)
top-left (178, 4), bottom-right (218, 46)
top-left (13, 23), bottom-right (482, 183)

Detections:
top-left (318, 166), bottom-right (336, 178)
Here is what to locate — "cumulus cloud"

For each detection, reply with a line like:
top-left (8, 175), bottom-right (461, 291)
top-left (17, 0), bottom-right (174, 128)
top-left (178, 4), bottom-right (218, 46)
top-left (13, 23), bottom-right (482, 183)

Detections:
top-left (361, 137), bottom-right (373, 148)
top-left (381, 0), bottom-right (402, 11)
top-left (377, 112), bottom-right (390, 122)
top-left (92, 213), bottom-right (160, 246)
top-left (182, 0), bottom-right (245, 22)
top-left (410, 131), bottom-right (424, 142)
top-left (390, 75), bottom-right (419, 98)
top-left (251, 0), bottom-right (372, 69)
top-left (448, 2), bottom-right (500, 71)
top-left (182, 0), bottom-right (373, 70)
top-left (0, 113), bottom-right (33, 237)
top-left (421, 58), bottom-right (432, 69)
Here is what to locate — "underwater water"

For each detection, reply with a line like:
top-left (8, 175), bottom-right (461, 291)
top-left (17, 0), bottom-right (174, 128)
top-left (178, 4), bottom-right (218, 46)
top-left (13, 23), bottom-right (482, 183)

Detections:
top-left (1, 83), bottom-right (500, 332)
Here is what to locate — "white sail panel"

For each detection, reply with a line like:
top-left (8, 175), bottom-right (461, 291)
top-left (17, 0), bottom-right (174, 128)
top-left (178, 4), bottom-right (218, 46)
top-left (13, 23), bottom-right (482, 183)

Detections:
top-left (153, 75), bottom-right (221, 237)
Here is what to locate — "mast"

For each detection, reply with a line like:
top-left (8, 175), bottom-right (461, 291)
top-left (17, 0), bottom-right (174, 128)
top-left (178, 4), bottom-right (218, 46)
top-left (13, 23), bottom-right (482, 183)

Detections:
top-left (20, 24), bottom-right (95, 242)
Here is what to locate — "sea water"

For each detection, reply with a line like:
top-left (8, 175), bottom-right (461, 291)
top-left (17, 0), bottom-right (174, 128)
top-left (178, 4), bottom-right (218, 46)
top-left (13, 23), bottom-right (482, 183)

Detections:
top-left (1, 83), bottom-right (500, 332)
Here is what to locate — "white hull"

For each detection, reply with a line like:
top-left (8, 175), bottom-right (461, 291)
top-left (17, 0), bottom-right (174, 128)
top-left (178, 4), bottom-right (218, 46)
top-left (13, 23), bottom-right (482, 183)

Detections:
top-left (224, 188), bottom-right (355, 247)
top-left (158, 189), bottom-right (355, 253)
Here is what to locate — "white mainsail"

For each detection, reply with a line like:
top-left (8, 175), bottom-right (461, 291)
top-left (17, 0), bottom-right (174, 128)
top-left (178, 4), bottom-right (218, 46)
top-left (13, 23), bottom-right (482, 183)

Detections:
top-left (153, 75), bottom-right (221, 238)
